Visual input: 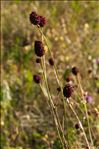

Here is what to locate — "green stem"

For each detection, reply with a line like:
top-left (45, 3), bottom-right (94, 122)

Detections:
top-left (40, 57), bottom-right (67, 149)
top-left (67, 98), bottom-right (91, 149)
top-left (77, 74), bottom-right (94, 147)
top-left (38, 25), bottom-right (68, 130)
top-left (37, 26), bottom-right (90, 148)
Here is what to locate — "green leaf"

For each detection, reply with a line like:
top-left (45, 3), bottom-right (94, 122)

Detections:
top-left (71, 1), bottom-right (81, 13)
top-left (32, 132), bottom-right (42, 139)
top-left (53, 138), bottom-right (62, 149)
top-left (26, 70), bottom-right (33, 83)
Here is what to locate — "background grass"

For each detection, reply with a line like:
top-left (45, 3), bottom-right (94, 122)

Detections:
top-left (1, 1), bottom-right (99, 149)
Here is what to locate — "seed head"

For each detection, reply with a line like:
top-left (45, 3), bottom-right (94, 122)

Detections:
top-left (88, 68), bottom-right (92, 74)
top-left (66, 76), bottom-right (73, 82)
top-left (72, 66), bottom-right (79, 75)
top-left (29, 11), bottom-right (40, 25)
top-left (33, 75), bottom-right (41, 84)
top-left (38, 16), bottom-right (46, 27)
top-left (63, 84), bottom-right (73, 98)
top-left (75, 123), bottom-right (80, 129)
top-left (49, 58), bottom-right (54, 66)
top-left (57, 87), bottom-right (61, 92)
top-left (36, 58), bottom-right (41, 64)
top-left (34, 41), bottom-right (45, 57)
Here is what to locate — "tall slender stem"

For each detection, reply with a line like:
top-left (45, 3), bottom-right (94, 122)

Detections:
top-left (67, 98), bottom-right (91, 149)
top-left (38, 25), bottom-right (69, 129)
top-left (40, 57), bottom-right (68, 149)
top-left (37, 26), bottom-right (91, 148)
top-left (77, 74), bottom-right (94, 147)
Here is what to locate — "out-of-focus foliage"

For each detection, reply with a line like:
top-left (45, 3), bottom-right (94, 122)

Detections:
top-left (1, 1), bottom-right (99, 149)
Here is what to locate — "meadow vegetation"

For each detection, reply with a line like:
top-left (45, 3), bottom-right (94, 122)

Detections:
top-left (1, 1), bottom-right (99, 149)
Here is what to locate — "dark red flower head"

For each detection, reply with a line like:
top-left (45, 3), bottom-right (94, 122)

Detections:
top-left (72, 66), bottom-right (79, 76)
top-left (33, 75), bottom-right (41, 84)
top-left (29, 11), bottom-right (46, 27)
top-left (66, 76), bottom-right (73, 82)
top-left (38, 16), bottom-right (46, 27)
top-left (75, 123), bottom-right (80, 129)
top-left (63, 84), bottom-right (73, 98)
top-left (29, 11), bottom-right (40, 25)
top-left (57, 87), bottom-right (61, 92)
top-left (34, 41), bottom-right (45, 57)
top-left (49, 58), bottom-right (54, 66)
top-left (36, 58), bottom-right (41, 64)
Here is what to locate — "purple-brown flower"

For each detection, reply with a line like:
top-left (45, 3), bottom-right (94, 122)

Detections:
top-left (38, 16), bottom-right (46, 27)
top-left (29, 11), bottom-right (40, 25)
top-left (63, 84), bottom-right (73, 98)
top-left (96, 58), bottom-right (99, 65)
top-left (29, 11), bottom-right (46, 27)
top-left (66, 76), bottom-right (73, 82)
top-left (36, 58), bottom-right (41, 64)
top-left (72, 66), bottom-right (79, 76)
top-left (34, 41), bottom-right (45, 57)
top-left (85, 95), bottom-right (93, 103)
top-left (49, 58), bottom-right (54, 66)
top-left (33, 75), bottom-right (41, 84)
top-left (75, 123), bottom-right (80, 129)
top-left (57, 87), bottom-right (61, 92)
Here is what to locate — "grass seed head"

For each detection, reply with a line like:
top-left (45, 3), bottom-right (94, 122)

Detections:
top-left (38, 16), bottom-right (46, 27)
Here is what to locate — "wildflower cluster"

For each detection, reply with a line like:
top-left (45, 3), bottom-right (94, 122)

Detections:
top-left (30, 12), bottom-right (46, 83)
top-left (29, 11), bottom-right (46, 27)
top-left (29, 11), bottom-right (95, 149)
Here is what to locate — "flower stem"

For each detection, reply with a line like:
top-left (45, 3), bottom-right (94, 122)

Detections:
top-left (40, 56), bottom-right (68, 149)
top-left (67, 98), bottom-right (91, 149)
top-left (77, 74), bottom-right (94, 147)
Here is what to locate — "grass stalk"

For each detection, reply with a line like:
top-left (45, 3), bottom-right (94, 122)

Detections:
top-left (67, 98), bottom-right (91, 149)
top-left (77, 74), bottom-right (94, 147)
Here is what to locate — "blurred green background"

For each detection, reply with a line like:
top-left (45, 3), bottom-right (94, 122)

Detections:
top-left (1, 1), bottom-right (99, 149)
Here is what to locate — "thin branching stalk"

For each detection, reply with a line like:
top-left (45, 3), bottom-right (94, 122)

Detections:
top-left (39, 69), bottom-right (65, 149)
top-left (71, 97), bottom-right (85, 115)
top-left (37, 26), bottom-right (91, 149)
top-left (40, 28), bottom-right (69, 148)
top-left (38, 31), bottom-right (66, 148)
top-left (67, 98), bottom-right (91, 149)
top-left (38, 25), bottom-right (69, 133)
top-left (40, 56), bottom-right (68, 149)
top-left (37, 26), bottom-right (61, 87)
top-left (77, 74), bottom-right (94, 147)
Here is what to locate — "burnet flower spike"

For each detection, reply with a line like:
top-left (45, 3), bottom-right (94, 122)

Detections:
top-left (63, 84), bottom-right (73, 98)
top-left (33, 75), bottom-right (41, 84)
top-left (30, 11), bottom-right (40, 25)
top-left (29, 11), bottom-right (46, 27)
top-left (72, 66), bottom-right (79, 76)
top-left (34, 41), bottom-right (45, 57)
